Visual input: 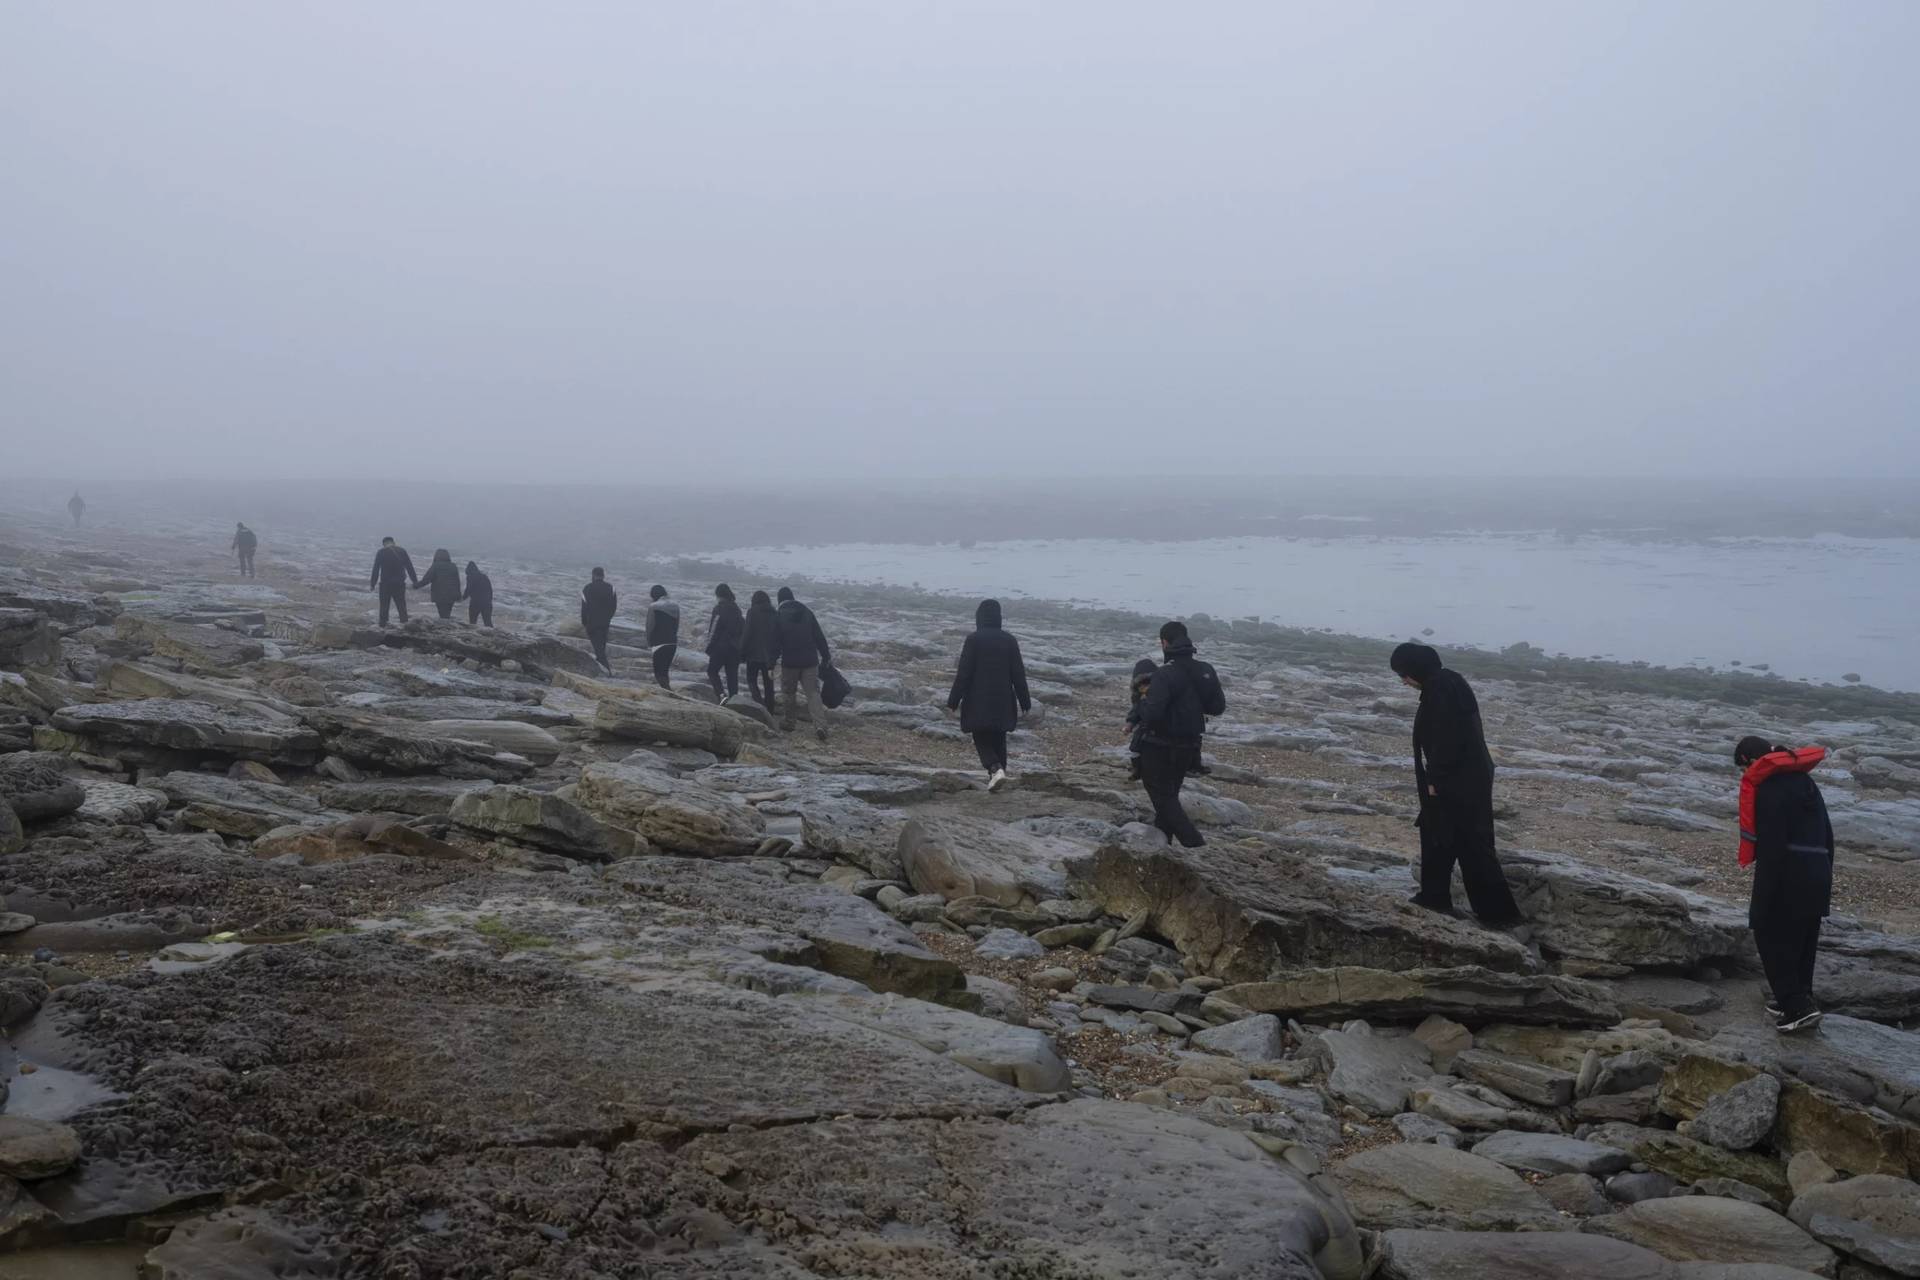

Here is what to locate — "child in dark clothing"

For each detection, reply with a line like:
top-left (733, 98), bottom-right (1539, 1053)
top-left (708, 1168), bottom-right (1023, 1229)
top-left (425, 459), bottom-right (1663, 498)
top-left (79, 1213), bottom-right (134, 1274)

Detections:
top-left (1125, 658), bottom-right (1157, 781)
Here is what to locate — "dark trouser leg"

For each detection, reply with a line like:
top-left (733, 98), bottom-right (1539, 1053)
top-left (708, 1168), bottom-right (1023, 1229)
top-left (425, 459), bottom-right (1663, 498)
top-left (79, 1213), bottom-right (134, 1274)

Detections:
top-left (1797, 917), bottom-right (1822, 1010)
top-left (1759, 915), bottom-right (1822, 1015)
top-left (723, 661), bottom-right (738, 697)
top-left (587, 625), bottom-right (610, 668)
top-left (1139, 744), bottom-right (1204, 847)
top-left (652, 644), bottom-right (676, 688)
top-left (379, 583), bottom-right (407, 626)
top-left (481, 605), bottom-right (492, 627)
top-left (1455, 808), bottom-right (1522, 924)
top-left (708, 655), bottom-right (738, 699)
top-left (746, 663), bottom-right (773, 707)
top-left (468, 602), bottom-right (482, 625)
top-left (972, 729), bottom-right (1007, 775)
top-left (1415, 817), bottom-right (1458, 910)
top-left (780, 665), bottom-right (802, 728)
top-left (1753, 918), bottom-right (1791, 1013)
top-left (436, 600), bottom-right (454, 619)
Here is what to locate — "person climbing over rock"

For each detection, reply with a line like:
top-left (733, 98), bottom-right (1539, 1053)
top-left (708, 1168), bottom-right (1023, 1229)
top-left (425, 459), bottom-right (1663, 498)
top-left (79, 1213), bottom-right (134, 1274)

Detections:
top-left (774, 586), bottom-right (833, 741)
top-left (369, 537), bottom-right (419, 627)
top-left (645, 585), bottom-right (682, 688)
top-left (1123, 658), bottom-right (1157, 782)
top-left (1390, 642), bottom-right (1523, 927)
top-left (947, 598), bottom-right (1032, 791)
top-left (739, 589), bottom-right (779, 710)
top-left (231, 523), bottom-right (258, 577)
top-left (704, 584), bottom-right (744, 702)
top-left (416, 549), bottom-right (463, 620)
top-left (1134, 621), bottom-right (1225, 847)
top-left (580, 568), bottom-right (617, 674)
top-left (67, 492), bottom-right (85, 527)
top-left (1735, 736), bottom-right (1834, 1034)
top-left (462, 560), bottom-right (493, 628)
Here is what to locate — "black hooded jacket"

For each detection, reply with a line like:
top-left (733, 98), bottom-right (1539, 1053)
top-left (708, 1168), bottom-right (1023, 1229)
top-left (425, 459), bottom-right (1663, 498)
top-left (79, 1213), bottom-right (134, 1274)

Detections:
top-left (773, 598), bottom-right (830, 669)
top-left (1392, 643), bottom-right (1495, 803)
top-left (739, 595), bottom-right (778, 665)
top-left (1749, 770), bottom-right (1835, 924)
top-left (371, 544), bottom-right (418, 589)
top-left (1136, 642), bottom-right (1225, 746)
top-left (705, 598), bottom-right (744, 659)
top-left (947, 599), bottom-right (1032, 734)
top-left (580, 579), bottom-right (617, 629)
top-left (462, 562), bottom-right (492, 608)
top-left (418, 551), bottom-right (463, 605)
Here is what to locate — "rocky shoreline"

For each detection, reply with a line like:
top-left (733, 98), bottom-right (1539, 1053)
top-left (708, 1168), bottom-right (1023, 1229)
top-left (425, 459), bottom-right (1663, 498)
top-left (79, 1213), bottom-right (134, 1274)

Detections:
top-left (1, 512), bottom-right (1919, 1278)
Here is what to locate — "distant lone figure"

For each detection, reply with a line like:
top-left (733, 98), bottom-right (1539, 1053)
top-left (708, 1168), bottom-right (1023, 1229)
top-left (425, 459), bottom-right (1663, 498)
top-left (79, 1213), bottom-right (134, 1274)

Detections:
top-left (416, 548), bottom-right (463, 620)
top-left (774, 587), bottom-right (833, 742)
top-left (580, 568), bottom-right (618, 674)
top-left (704, 584), bottom-right (744, 702)
top-left (1390, 642), bottom-right (1522, 927)
top-left (739, 589), bottom-right (779, 710)
top-left (947, 598), bottom-right (1031, 791)
top-left (232, 523), bottom-right (258, 577)
top-left (645, 586), bottom-right (682, 689)
top-left (1134, 621), bottom-right (1225, 847)
top-left (462, 560), bottom-right (493, 628)
top-left (67, 492), bottom-right (85, 527)
top-left (370, 537), bottom-right (419, 627)
top-left (1735, 736), bottom-right (1834, 1034)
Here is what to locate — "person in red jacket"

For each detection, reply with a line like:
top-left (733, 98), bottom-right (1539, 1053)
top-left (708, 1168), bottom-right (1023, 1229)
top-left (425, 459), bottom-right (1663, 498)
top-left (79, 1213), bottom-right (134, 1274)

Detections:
top-left (1735, 736), bottom-right (1834, 1033)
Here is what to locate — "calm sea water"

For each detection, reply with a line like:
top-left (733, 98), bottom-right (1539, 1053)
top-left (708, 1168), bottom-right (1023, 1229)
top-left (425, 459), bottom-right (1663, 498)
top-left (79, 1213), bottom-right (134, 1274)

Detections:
top-left (719, 534), bottom-right (1920, 692)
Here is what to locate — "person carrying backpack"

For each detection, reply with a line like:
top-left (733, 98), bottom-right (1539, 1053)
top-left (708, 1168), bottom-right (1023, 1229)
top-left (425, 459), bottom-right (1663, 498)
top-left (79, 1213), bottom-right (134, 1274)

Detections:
top-left (1133, 621), bottom-right (1225, 847)
top-left (773, 587), bottom-right (833, 742)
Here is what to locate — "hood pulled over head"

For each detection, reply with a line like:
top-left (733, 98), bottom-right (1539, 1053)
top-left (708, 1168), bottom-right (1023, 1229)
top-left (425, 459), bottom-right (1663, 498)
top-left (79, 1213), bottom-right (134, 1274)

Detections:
top-left (1390, 642), bottom-right (1443, 682)
top-left (975, 598), bottom-right (1002, 629)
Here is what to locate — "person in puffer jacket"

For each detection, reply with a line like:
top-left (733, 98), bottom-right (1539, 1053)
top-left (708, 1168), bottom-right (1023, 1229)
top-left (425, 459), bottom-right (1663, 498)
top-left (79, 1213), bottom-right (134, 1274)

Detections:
top-left (1735, 735), bottom-right (1834, 1033)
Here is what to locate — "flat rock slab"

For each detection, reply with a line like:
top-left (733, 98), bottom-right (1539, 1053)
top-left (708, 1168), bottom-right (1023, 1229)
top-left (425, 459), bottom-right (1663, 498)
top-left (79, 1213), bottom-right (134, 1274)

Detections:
top-left (576, 762), bottom-right (767, 857)
top-left (1502, 849), bottom-right (1751, 971)
top-left (1472, 1130), bottom-right (1634, 1176)
top-left (449, 784), bottom-right (642, 861)
top-left (578, 678), bottom-right (767, 758)
top-left (1333, 1142), bottom-right (1557, 1230)
top-left (251, 816), bottom-right (475, 865)
top-left (417, 719), bottom-right (561, 765)
top-left (1586, 1122), bottom-right (1793, 1204)
top-left (1217, 965), bottom-right (1619, 1028)
top-left (789, 990), bottom-right (1070, 1092)
top-left (1310, 1027), bottom-right (1434, 1116)
top-left (1789, 1174), bottom-right (1920, 1276)
top-left (140, 1207), bottom-right (341, 1279)
top-left (50, 700), bottom-right (321, 763)
top-left (155, 771), bottom-right (338, 837)
top-left (897, 814), bottom-right (1086, 909)
top-left (379, 618), bottom-right (603, 678)
top-left (1453, 1047), bottom-right (1578, 1107)
top-left (313, 778), bottom-right (476, 817)
top-left (301, 709), bottom-right (535, 781)
top-left (113, 615), bottom-right (264, 671)
top-left (1375, 1228), bottom-right (1680, 1280)
top-left (1586, 1197), bottom-right (1837, 1275)
top-left (70, 777), bottom-right (167, 825)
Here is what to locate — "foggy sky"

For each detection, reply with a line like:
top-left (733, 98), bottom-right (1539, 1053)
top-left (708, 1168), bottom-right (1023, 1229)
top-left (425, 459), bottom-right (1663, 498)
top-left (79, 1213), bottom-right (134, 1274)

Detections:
top-left (4, 2), bottom-right (1917, 483)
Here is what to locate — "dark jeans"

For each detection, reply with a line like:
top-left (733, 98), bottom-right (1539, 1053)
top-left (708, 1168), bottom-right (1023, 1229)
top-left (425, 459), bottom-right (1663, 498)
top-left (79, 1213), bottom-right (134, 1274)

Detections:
top-left (1416, 798), bottom-right (1522, 923)
top-left (434, 599), bottom-right (455, 619)
top-left (585, 623), bottom-right (611, 669)
top-left (972, 729), bottom-right (1008, 775)
top-left (1755, 914), bottom-right (1821, 1015)
top-left (238, 551), bottom-right (254, 576)
top-left (708, 655), bottom-right (739, 699)
top-left (468, 601), bottom-right (492, 627)
top-left (1138, 742), bottom-right (1204, 848)
top-left (652, 644), bottom-right (677, 688)
top-left (745, 662), bottom-right (775, 707)
top-left (378, 582), bottom-right (409, 626)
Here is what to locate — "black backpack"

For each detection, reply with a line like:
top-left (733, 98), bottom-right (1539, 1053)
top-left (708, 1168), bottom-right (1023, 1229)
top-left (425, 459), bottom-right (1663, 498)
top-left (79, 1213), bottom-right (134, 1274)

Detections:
top-left (819, 661), bottom-right (852, 709)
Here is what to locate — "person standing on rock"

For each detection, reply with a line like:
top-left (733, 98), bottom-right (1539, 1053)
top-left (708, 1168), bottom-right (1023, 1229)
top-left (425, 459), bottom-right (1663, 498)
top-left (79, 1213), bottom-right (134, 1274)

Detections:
top-left (774, 586), bottom-right (833, 742)
top-left (1133, 621), bottom-right (1226, 847)
top-left (369, 537), bottom-right (419, 627)
top-left (462, 560), bottom-right (494, 628)
top-left (947, 598), bottom-right (1031, 791)
top-left (1735, 736), bottom-right (1834, 1033)
top-left (739, 589), bottom-right (779, 710)
top-left (231, 523), bottom-right (258, 577)
top-left (416, 549), bottom-right (463, 620)
top-left (703, 584), bottom-right (744, 702)
top-left (67, 492), bottom-right (85, 527)
top-left (644, 585), bottom-right (682, 689)
top-left (580, 568), bottom-right (617, 674)
top-left (1390, 642), bottom-right (1524, 927)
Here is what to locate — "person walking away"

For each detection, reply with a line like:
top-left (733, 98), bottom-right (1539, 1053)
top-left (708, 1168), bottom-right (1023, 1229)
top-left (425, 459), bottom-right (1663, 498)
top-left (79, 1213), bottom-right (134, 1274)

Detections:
top-left (370, 537), bottom-right (419, 627)
top-left (644, 586), bottom-right (682, 688)
top-left (739, 589), bottom-right (779, 710)
top-left (1133, 621), bottom-right (1225, 847)
top-left (231, 523), bottom-right (258, 577)
top-left (1735, 736), bottom-right (1834, 1033)
top-left (1123, 658), bottom-right (1157, 781)
top-left (580, 568), bottom-right (618, 674)
top-left (704, 584), bottom-right (744, 701)
top-left (462, 560), bottom-right (494, 627)
top-left (67, 492), bottom-right (85, 527)
top-left (947, 599), bottom-right (1031, 791)
top-left (416, 549), bottom-right (463, 620)
top-left (774, 587), bottom-right (833, 741)
top-left (1390, 642), bottom-right (1523, 926)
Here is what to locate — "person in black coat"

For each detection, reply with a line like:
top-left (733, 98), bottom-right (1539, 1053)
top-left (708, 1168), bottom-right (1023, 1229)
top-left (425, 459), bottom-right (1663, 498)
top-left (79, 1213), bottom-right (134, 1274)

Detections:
top-left (232, 523), bottom-right (258, 577)
top-left (739, 590), bottom-right (779, 709)
top-left (416, 548), bottom-right (463, 619)
top-left (644, 586), bottom-right (682, 689)
top-left (1735, 735), bottom-right (1834, 1032)
top-left (370, 537), bottom-right (419, 627)
top-left (462, 560), bottom-right (494, 628)
top-left (580, 568), bottom-right (618, 673)
top-left (1134, 621), bottom-right (1226, 847)
top-left (946, 599), bottom-right (1032, 790)
top-left (773, 587), bottom-right (833, 740)
top-left (704, 584), bottom-right (745, 701)
top-left (1390, 642), bottom-right (1523, 926)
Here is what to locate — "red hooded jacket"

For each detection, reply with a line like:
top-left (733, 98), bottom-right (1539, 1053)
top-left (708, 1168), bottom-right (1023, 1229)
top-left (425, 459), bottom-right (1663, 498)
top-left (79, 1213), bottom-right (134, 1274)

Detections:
top-left (1738, 746), bottom-right (1826, 867)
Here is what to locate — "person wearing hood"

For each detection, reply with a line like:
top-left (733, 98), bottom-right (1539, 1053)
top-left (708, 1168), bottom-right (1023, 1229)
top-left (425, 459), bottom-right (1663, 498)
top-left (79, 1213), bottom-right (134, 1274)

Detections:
top-left (67, 492), bottom-right (85, 527)
top-left (416, 549), bottom-right (463, 619)
top-left (1133, 621), bottom-right (1226, 847)
top-left (1123, 658), bottom-right (1158, 781)
top-left (739, 589), bottom-right (779, 710)
top-left (462, 560), bottom-right (494, 627)
top-left (645, 586), bottom-right (682, 688)
top-left (704, 584), bottom-right (745, 702)
top-left (773, 587), bottom-right (833, 741)
top-left (369, 537), bottom-right (419, 627)
top-left (580, 568), bottom-right (617, 673)
top-left (947, 599), bottom-right (1032, 791)
top-left (1390, 642), bottom-right (1522, 927)
top-left (1735, 736), bottom-right (1834, 1033)
top-left (231, 522), bottom-right (258, 577)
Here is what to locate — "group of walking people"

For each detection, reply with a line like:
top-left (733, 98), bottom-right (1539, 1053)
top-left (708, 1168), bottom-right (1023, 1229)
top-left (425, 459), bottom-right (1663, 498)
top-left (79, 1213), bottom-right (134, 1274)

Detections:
top-left (368, 539), bottom-right (493, 627)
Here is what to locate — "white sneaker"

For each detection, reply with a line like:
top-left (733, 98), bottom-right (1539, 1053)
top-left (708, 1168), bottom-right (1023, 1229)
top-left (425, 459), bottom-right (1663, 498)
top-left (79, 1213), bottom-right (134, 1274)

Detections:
top-left (987, 769), bottom-right (1008, 792)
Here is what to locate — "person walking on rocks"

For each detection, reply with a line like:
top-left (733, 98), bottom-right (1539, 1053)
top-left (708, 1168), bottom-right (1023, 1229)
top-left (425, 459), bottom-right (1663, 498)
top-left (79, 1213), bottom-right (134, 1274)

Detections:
top-left (645, 586), bottom-right (682, 688)
top-left (462, 560), bottom-right (494, 628)
top-left (1134, 621), bottom-right (1225, 847)
top-left (231, 522), bottom-right (258, 577)
top-left (369, 537), bottom-right (419, 627)
top-left (947, 598), bottom-right (1031, 791)
top-left (704, 584), bottom-right (744, 702)
top-left (739, 589), bottom-right (779, 710)
top-left (67, 492), bottom-right (85, 527)
top-left (416, 548), bottom-right (463, 620)
top-left (580, 568), bottom-right (617, 674)
top-left (1390, 642), bottom-right (1523, 927)
top-left (1735, 736), bottom-right (1834, 1033)
top-left (774, 587), bottom-right (833, 741)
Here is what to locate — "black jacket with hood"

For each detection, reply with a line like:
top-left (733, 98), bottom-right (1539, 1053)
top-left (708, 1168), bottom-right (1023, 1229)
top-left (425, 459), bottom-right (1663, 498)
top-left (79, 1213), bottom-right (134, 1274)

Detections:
top-left (580, 579), bottom-right (618, 629)
top-left (739, 594), bottom-right (778, 665)
top-left (1749, 768), bottom-right (1835, 925)
top-left (706, 598), bottom-right (744, 659)
top-left (1137, 642), bottom-right (1225, 747)
top-left (462, 562), bottom-right (492, 608)
top-left (646, 595), bottom-right (682, 648)
top-left (417, 550), bottom-right (463, 605)
top-left (1392, 643), bottom-right (1496, 809)
top-left (947, 599), bottom-right (1032, 734)
top-left (773, 597), bottom-right (830, 670)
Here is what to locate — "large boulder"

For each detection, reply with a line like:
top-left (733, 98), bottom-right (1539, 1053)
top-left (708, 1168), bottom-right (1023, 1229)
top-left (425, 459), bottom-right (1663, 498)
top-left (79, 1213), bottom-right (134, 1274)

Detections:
top-left (96, 661), bottom-right (300, 719)
top-left (1332, 1143), bottom-right (1559, 1230)
top-left (154, 772), bottom-right (340, 839)
top-left (69, 777), bottom-right (167, 825)
top-left (1309, 1026), bottom-right (1434, 1116)
top-left (0, 753), bottom-right (84, 822)
top-left (113, 615), bottom-right (264, 671)
top-left (300, 710), bottom-right (536, 781)
top-left (1585, 1123), bottom-right (1792, 1204)
top-left (575, 762), bottom-right (767, 857)
top-left (0, 609), bottom-right (60, 670)
top-left (1585, 1197), bottom-right (1836, 1276)
top-left (448, 785), bottom-right (643, 861)
top-left (1789, 1174), bottom-right (1920, 1276)
top-left (898, 814), bottom-right (1086, 909)
top-left (1471, 1131), bottom-right (1634, 1177)
top-left (794, 795), bottom-right (910, 880)
top-left (1217, 965), bottom-right (1618, 1028)
top-left (1501, 850), bottom-right (1752, 972)
top-left (379, 618), bottom-right (603, 678)
top-left (48, 700), bottom-right (322, 765)
top-left (587, 683), bottom-right (767, 758)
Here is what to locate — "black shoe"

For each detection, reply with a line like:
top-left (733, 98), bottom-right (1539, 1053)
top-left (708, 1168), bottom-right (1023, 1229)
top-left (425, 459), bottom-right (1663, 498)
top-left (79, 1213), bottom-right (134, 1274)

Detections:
top-left (1776, 1005), bottom-right (1823, 1034)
